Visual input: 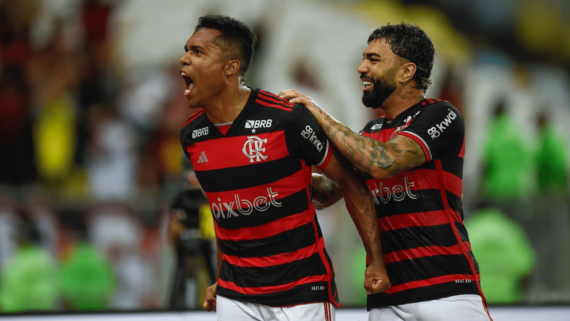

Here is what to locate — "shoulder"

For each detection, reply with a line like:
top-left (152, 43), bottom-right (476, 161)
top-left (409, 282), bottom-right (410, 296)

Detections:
top-left (180, 108), bottom-right (207, 143)
top-left (361, 117), bottom-right (386, 134)
top-left (417, 99), bottom-right (463, 121)
top-left (255, 89), bottom-right (296, 113)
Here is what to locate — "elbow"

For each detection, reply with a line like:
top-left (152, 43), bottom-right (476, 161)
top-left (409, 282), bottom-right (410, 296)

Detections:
top-left (369, 168), bottom-right (394, 180)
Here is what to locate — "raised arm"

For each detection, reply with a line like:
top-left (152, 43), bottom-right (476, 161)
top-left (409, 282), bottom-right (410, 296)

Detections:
top-left (321, 147), bottom-right (390, 294)
top-left (280, 90), bottom-right (426, 180)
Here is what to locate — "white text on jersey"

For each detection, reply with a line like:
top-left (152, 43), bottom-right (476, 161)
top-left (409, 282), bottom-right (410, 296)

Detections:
top-left (301, 125), bottom-right (324, 152)
top-left (428, 109), bottom-right (457, 139)
top-left (192, 127), bottom-right (209, 139)
top-left (210, 187), bottom-right (282, 220)
top-left (370, 176), bottom-right (418, 205)
top-left (245, 119), bottom-right (272, 129)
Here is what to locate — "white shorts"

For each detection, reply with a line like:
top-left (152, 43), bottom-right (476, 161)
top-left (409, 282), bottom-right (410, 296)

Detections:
top-left (368, 294), bottom-right (491, 321)
top-left (217, 295), bottom-right (335, 321)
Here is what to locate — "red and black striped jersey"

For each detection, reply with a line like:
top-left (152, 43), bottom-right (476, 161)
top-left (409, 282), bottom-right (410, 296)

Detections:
top-left (180, 88), bottom-right (340, 307)
top-left (361, 99), bottom-right (484, 309)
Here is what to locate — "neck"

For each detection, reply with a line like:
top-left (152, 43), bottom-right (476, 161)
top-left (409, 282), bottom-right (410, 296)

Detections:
top-left (204, 81), bottom-right (251, 124)
top-left (380, 84), bottom-right (424, 120)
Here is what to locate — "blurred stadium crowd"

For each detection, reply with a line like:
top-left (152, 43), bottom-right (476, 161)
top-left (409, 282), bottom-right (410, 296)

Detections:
top-left (1, 0), bottom-right (569, 313)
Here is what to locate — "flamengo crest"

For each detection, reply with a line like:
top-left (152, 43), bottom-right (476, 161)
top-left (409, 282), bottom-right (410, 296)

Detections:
top-left (243, 136), bottom-right (268, 163)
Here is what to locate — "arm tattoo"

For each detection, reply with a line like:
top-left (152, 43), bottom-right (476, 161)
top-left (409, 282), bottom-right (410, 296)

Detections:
top-left (316, 107), bottom-right (425, 178)
top-left (311, 174), bottom-right (343, 208)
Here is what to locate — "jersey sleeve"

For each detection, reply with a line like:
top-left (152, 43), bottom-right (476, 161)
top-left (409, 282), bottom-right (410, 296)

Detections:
top-left (399, 103), bottom-right (464, 162)
top-left (285, 104), bottom-right (332, 169)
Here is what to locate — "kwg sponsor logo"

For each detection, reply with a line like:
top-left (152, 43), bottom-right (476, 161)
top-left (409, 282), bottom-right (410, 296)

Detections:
top-left (245, 119), bottom-right (272, 129)
top-left (192, 127), bottom-right (209, 139)
top-left (243, 136), bottom-right (268, 163)
top-left (301, 125), bottom-right (324, 152)
top-left (370, 176), bottom-right (417, 205)
top-left (428, 109), bottom-right (457, 140)
top-left (210, 187), bottom-right (282, 221)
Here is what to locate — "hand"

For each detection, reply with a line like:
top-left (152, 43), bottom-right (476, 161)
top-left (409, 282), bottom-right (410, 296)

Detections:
top-left (278, 89), bottom-right (323, 124)
top-left (364, 261), bottom-right (391, 295)
top-left (203, 283), bottom-right (217, 311)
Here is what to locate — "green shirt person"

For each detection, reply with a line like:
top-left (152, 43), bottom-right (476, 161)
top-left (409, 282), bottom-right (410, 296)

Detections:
top-left (0, 246), bottom-right (59, 312)
top-left (465, 207), bottom-right (535, 303)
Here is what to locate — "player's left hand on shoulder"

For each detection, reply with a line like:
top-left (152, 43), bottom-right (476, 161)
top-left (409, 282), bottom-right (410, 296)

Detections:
top-left (364, 261), bottom-right (391, 295)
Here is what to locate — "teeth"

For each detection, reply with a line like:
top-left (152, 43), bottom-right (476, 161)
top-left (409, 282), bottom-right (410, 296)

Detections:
top-left (181, 72), bottom-right (187, 76)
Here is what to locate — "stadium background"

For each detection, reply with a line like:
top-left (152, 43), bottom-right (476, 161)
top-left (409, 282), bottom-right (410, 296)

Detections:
top-left (1, 0), bottom-right (570, 319)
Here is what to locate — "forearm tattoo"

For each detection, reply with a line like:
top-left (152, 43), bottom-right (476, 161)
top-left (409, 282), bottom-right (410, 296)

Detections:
top-left (316, 107), bottom-right (425, 177)
top-left (311, 174), bottom-right (343, 207)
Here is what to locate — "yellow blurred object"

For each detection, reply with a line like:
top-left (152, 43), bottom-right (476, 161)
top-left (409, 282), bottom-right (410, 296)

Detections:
top-left (407, 5), bottom-right (472, 63)
top-left (163, 137), bottom-right (184, 175)
top-left (516, 0), bottom-right (562, 55)
top-left (198, 204), bottom-right (215, 240)
top-left (34, 94), bottom-right (77, 183)
top-left (356, 0), bottom-right (406, 27)
top-left (355, 1), bottom-right (471, 64)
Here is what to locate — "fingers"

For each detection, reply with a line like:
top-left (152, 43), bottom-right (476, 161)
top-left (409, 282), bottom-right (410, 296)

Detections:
top-left (278, 89), bottom-right (309, 101)
top-left (203, 284), bottom-right (217, 312)
top-left (371, 279), bottom-right (384, 294)
top-left (364, 278), bottom-right (372, 295)
top-left (288, 97), bottom-right (310, 106)
top-left (203, 296), bottom-right (216, 311)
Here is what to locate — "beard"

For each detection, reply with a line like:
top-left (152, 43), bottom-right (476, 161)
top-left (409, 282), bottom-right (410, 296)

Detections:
top-left (361, 73), bottom-right (397, 109)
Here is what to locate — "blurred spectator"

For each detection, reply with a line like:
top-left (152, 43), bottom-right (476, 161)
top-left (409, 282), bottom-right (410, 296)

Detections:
top-left (86, 104), bottom-right (136, 201)
top-left (481, 100), bottom-right (536, 230)
top-left (0, 211), bottom-right (59, 312)
top-left (527, 112), bottom-right (570, 302)
top-left (59, 243), bottom-right (115, 310)
top-left (0, 1), bottom-right (37, 186)
top-left (88, 204), bottom-right (150, 309)
top-left (465, 206), bottom-right (535, 304)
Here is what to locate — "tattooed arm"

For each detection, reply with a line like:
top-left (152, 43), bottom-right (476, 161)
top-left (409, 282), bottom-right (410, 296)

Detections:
top-left (280, 90), bottom-right (426, 179)
top-left (311, 173), bottom-right (343, 210)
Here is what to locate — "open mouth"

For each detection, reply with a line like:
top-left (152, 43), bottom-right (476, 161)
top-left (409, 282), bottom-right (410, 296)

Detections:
top-left (180, 71), bottom-right (194, 97)
top-left (361, 76), bottom-right (373, 91)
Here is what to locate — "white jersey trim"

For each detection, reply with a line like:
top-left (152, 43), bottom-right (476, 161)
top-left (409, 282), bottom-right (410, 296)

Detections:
top-left (316, 140), bottom-right (330, 168)
top-left (214, 122), bottom-right (233, 127)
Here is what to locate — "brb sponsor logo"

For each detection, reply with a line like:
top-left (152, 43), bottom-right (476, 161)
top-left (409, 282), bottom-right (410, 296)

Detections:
top-left (301, 126), bottom-right (324, 152)
top-left (192, 127), bottom-right (208, 139)
top-left (245, 119), bottom-right (272, 129)
top-left (243, 136), bottom-right (268, 163)
top-left (369, 176), bottom-right (417, 205)
top-left (210, 187), bottom-right (282, 221)
top-left (428, 109), bottom-right (457, 139)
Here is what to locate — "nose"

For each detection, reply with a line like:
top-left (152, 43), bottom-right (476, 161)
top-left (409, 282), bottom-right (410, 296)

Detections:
top-left (357, 60), bottom-right (368, 75)
top-left (180, 52), bottom-right (190, 66)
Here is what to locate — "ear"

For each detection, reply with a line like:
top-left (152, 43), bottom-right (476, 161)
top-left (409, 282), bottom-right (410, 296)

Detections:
top-left (398, 62), bottom-right (416, 85)
top-left (223, 60), bottom-right (241, 77)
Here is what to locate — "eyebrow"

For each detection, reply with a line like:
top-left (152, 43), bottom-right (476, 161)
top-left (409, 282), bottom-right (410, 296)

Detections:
top-left (364, 53), bottom-right (382, 59)
top-left (184, 44), bottom-right (206, 52)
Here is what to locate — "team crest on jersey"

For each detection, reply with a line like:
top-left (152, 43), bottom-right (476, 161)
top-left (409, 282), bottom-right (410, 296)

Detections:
top-left (243, 136), bottom-right (268, 163)
top-left (391, 115), bottom-right (415, 139)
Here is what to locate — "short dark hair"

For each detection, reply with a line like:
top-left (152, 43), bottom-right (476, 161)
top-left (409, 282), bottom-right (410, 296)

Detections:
top-left (368, 23), bottom-right (435, 92)
top-left (195, 15), bottom-right (256, 75)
